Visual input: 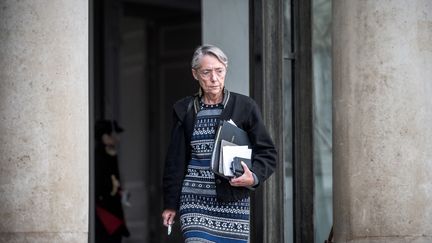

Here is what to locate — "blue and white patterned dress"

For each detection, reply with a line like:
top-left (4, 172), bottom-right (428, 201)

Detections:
top-left (179, 101), bottom-right (250, 243)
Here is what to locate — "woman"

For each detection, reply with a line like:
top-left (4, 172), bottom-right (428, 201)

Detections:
top-left (162, 44), bottom-right (277, 242)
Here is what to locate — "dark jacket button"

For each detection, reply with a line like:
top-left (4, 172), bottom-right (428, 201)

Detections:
top-left (215, 179), bottom-right (221, 184)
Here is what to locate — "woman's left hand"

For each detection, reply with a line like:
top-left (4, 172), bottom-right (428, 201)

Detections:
top-left (229, 161), bottom-right (255, 187)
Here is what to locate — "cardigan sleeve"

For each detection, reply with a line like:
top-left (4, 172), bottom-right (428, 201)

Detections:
top-left (162, 109), bottom-right (187, 210)
top-left (246, 100), bottom-right (277, 185)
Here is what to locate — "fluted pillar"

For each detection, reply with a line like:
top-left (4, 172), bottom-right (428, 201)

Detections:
top-left (333, 1), bottom-right (432, 242)
top-left (0, 1), bottom-right (88, 242)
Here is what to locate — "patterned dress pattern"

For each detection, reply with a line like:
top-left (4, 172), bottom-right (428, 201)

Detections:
top-left (179, 102), bottom-right (250, 243)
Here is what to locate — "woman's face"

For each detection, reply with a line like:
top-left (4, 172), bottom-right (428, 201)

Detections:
top-left (192, 54), bottom-right (226, 97)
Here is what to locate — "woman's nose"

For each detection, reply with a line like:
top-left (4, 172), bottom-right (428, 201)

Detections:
top-left (211, 72), bottom-right (218, 81)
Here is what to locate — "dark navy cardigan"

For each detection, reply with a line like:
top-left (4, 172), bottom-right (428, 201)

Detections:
top-left (163, 90), bottom-right (277, 210)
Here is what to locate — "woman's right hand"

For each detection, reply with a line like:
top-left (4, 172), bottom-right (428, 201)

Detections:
top-left (162, 209), bottom-right (176, 227)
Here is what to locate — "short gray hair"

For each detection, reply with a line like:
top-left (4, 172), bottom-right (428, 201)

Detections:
top-left (191, 44), bottom-right (228, 69)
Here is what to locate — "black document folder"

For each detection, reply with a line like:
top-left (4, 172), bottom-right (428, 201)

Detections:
top-left (211, 120), bottom-right (251, 177)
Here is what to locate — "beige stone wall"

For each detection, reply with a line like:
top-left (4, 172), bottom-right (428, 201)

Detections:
top-left (333, 0), bottom-right (432, 242)
top-left (0, 1), bottom-right (88, 242)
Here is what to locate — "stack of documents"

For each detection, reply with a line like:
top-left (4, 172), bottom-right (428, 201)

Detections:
top-left (211, 120), bottom-right (252, 178)
top-left (220, 140), bottom-right (251, 177)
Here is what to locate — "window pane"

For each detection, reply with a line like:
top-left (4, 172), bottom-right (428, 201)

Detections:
top-left (312, 0), bottom-right (333, 242)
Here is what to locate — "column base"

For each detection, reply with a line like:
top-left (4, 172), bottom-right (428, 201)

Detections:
top-left (0, 232), bottom-right (88, 243)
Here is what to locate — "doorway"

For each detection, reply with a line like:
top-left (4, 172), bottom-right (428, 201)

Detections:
top-left (92, 0), bottom-right (201, 242)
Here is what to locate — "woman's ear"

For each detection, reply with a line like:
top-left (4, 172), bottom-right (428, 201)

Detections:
top-left (192, 69), bottom-right (198, 80)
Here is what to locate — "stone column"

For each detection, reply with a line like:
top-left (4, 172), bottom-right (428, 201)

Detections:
top-left (333, 1), bottom-right (432, 242)
top-left (0, 1), bottom-right (88, 242)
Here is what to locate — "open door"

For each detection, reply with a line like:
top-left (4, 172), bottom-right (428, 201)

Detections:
top-left (92, 1), bottom-right (201, 242)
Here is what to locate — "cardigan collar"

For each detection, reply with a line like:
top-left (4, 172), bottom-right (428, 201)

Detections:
top-left (193, 88), bottom-right (230, 114)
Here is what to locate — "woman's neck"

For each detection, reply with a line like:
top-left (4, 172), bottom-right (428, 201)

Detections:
top-left (202, 92), bottom-right (223, 105)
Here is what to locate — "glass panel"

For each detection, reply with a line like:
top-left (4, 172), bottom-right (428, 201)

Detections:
top-left (283, 0), bottom-right (294, 242)
top-left (312, 0), bottom-right (333, 242)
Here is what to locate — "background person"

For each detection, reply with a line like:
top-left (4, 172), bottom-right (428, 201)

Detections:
top-left (95, 120), bottom-right (130, 243)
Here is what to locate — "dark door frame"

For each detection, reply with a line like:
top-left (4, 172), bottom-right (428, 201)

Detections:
top-left (249, 0), bottom-right (285, 242)
top-left (292, 0), bottom-right (314, 242)
top-left (249, 0), bottom-right (314, 242)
